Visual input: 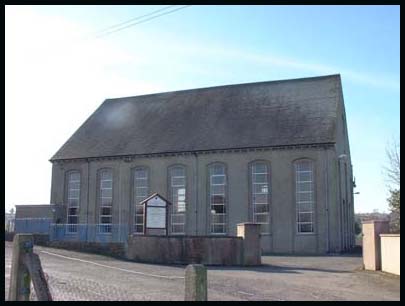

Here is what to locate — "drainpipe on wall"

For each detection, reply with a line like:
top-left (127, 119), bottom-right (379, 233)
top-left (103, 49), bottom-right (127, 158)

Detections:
top-left (325, 149), bottom-right (330, 253)
top-left (337, 154), bottom-right (347, 252)
top-left (86, 159), bottom-right (90, 242)
top-left (193, 152), bottom-right (198, 235)
top-left (118, 167), bottom-right (121, 242)
top-left (338, 154), bottom-right (348, 252)
top-left (337, 159), bottom-right (342, 252)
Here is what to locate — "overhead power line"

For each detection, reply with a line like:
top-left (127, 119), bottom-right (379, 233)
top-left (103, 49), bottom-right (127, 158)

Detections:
top-left (93, 5), bottom-right (177, 36)
top-left (95, 5), bottom-right (192, 38)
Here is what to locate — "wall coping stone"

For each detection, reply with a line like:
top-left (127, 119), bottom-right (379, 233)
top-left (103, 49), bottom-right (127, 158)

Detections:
top-left (361, 220), bottom-right (390, 224)
top-left (130, 234), bottom-right (243, 239)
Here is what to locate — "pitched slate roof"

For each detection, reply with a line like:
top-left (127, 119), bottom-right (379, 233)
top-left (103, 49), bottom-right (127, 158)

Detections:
top-left (50, 74), bottom-right (341, 161)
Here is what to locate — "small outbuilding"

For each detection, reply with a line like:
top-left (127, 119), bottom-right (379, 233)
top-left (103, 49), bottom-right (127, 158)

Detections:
top-left (14, 204), bottom-right (64, 233)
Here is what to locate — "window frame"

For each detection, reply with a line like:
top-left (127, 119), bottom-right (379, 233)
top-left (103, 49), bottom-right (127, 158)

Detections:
top-left (65, 170), bottom-right (81, 234)
top-left (168, 164), bottom-right (187, 235)
top-left (248, 160), bottom-right (271, 235)
top-left (97, 168), bottom-right (113, 234)
top-left (132, 166), bottom-right (150, 235)
top-left (293, 158), bottom-right (316, 235)
top-left (207, 162), bottom-right (228, 235)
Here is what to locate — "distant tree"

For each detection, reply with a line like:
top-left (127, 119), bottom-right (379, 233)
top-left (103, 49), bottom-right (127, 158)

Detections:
top-left (388, 190), bottom-right (400, 233)
top-left (388, 189), bottom-right (400, 213)
top-left (9, 207), bottom-right (14, 215)
top-left (384, 139), bottom-right (400, 232)
top-left (384, 139), bottom-right (400, 187)
top-left (354, 218), bottom-right (362, 235)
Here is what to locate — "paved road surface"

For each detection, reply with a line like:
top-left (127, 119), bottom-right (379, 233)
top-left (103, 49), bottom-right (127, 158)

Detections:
top-left (4, 242), bottom-right (400, 301)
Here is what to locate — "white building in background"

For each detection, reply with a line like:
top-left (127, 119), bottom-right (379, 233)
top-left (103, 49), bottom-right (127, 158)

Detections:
top-left (5, 212), bottom-right (15, 232)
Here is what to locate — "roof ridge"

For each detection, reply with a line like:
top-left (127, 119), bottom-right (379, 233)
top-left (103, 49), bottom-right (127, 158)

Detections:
top-left (105, 74), bottom-right (341, 102)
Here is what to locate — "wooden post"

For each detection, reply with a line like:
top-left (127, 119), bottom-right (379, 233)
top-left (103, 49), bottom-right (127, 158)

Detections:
top-left (185, 264), bottom-right (207, 301)
top-left (8, 234), bottom-right (33, 301)
top-left (8, 233), bottom-right (52, 301)
top-left (23, 252), bottom-right (52, 301)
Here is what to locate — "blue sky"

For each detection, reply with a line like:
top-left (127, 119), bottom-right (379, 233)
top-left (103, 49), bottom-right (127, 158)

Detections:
top-left (5, 5), bottom-right (400, 213)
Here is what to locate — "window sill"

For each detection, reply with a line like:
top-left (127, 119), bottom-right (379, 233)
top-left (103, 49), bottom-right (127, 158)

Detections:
top-left (296, 232), bottom-right (317, 236)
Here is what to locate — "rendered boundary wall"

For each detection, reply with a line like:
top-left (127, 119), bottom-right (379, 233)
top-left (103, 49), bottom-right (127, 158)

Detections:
top-left (362, 220), bottom-right (400, 276)
top-left (362, 220), bottom-right (389, 271)
top-left (126, 223), bottom-right (261, 266)
top-left (380, 234), bottom-right (400, 275)
top-left (47, 241), bottom-right (126, 258)
top-left (42, 223), bottom-right (261, 266)
top-left (41, 236), bottom-right (246, 265)
top-left (126, 235), bottom-right (244, 265)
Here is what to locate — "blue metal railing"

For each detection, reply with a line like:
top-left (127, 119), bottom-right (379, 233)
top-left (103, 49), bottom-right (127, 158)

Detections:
top-left (49, 224), bottom-right (129, 243)
top-left (14, 219), bottom-right (130, 243)
top-left (15, 218), bottom-right (52, 234)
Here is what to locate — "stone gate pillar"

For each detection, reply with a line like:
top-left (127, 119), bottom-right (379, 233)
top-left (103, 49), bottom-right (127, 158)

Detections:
top-left (362, 220), bottom-right (389, 271)
top-left (237, 223), bottom-right (261, 265)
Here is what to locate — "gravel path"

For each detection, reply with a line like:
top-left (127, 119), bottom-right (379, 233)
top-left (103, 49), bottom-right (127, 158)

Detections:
top-left (4, 241), bottom-right (400, 301)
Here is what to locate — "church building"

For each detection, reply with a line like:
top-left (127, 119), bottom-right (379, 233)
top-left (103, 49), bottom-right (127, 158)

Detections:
top-left (49, 74), bottom-right (355, 253)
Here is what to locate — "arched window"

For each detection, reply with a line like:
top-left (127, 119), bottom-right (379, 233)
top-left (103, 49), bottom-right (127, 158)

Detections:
top-left (294, 159), bottom-right (315, 233)
top-left (98, 169), bottom-right (113, 233)
top-left (250, 162), bottom-right (270, 234)
top-left (66, 171), bottom-right (80, 233)
top-left (208, 163), bottom-right (227, 234)
top-left (169, 165), bottom-right (186, 234)
top-left (133, 167), bottom-right (149, 234)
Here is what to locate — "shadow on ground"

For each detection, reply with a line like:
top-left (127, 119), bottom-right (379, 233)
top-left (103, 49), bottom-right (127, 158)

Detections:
top-left (209, 249), bottom-right (363, 275)
top-left (262, 246), bottom-right (363, 257)
top-left (208, 263), bottom-right (355, 274)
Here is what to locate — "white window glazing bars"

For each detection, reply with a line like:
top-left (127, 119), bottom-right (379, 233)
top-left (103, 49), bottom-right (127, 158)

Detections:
top-left (251, 163), bottom-right (270, 234)
top-left (67, 172), bottom-right (80, 233)
top-left (210, 164), bottom-right (226, 234)
top-left (295, 161), bottom-right (315, 233)
top-left (99, 170), bottom-right (112, 233)
top-left (134, 168), bottom-right (148, 234)
top-left (170, 166), bottom-right (186, 234)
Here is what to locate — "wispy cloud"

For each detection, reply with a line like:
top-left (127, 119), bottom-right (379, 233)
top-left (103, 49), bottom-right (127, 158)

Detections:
top-left (5, 5), bottom-right (399, 214)
top-left (5, 6), bottom-right (165, 208)
top-left (166, 42), bottom-right (400, 91)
